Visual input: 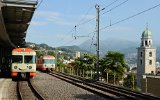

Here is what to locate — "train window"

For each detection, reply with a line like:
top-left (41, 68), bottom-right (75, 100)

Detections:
top-left (43, 59), bottom-right (55, 64)
top-left (24, 55), bottom-right (36, 63)
top-left (12, 55), bottom-right (22, 63)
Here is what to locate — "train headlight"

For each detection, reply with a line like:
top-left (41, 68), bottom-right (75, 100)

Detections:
top-left (14, 66), bottom-right (17, 69)
top-left (29, 66), bottom-right (32, 69)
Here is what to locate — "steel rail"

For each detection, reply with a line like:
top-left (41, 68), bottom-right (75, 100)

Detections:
top-left (49, 72), bottom-right (136, 99)
top-left (17, 81), bottom-right (23, 100)
top-left (50, 71), bottom-right (160, 100)
top-left (28, 79), bottom-right (45, 100)
top-left (67, 73), bottom-right (160, 100)
top-left (17, 80), bottom-right (45, 100)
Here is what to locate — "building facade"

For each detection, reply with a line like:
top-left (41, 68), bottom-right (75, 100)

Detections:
top-left (75, 51), bottom-right (80, 58)
top-left (137, 28), bottom-right (156, 88)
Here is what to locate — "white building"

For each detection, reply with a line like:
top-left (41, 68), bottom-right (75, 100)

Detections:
top-left (137, 27), bottom-right (156, 88)
top-left (75, 51), bottom-right (80, 58)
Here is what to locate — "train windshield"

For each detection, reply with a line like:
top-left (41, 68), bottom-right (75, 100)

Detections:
top-left (43, 59), bottom-right (55, 64)
top-left (24, 55), bottom-right (36, 64)
top-left (12, 55), bottom-right (22, 63)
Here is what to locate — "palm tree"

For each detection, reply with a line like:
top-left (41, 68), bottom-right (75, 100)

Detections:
top-left (74, 57), bottom-right (83, 76)
top-left (101, 51), bottom-right (127, 84)
top-left (123, 73), bottom-right (137, 89)
top-left (73, 54), bottom-right (96, 78)
top-left (83, 54), bottom-right (96, 79)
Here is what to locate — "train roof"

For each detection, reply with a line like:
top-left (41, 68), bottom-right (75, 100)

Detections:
top-left (12, 48), bottom-right (35, 52)
top-left (43, 55), bottom-right (55, 59)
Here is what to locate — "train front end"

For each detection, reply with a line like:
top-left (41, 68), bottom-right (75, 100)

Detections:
top-left (11, 48), bottom-right (36, 79)
top-left (42, 55), bottom-right (55, 72)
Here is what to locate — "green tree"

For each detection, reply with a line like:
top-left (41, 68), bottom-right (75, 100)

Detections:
top-left (101, 51), bottom-right (127, 84)
top-left (36, 51), bottom-right (44, 58)
top-left (72, 54), bottom-right (96, 79)
top-left (48, 51), bottom-right (55, 56)
top-left (83, 54), bottom-right (96, 79)
top-left (74, 57), bottom-right (83, 76)
top-left (123, 73), bottom-right (137, 90)
top-left (57, 59), bottom-right (66, 72)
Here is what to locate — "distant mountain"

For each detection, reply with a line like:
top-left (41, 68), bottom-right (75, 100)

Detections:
top-left (78, 38), bottom-right (160, 64)
top-left (39, 43), bottom-right (54, 50)
top-left (79, 38), bottom-right (138, 56)
top-left (26, 40), bottom-right (160, 64)
top-left (26, 42), bottom-right (89, 54)
top-left (26, 42), bottom-right (55, 50)
top-left (58, 45), bottom-right (90, 53)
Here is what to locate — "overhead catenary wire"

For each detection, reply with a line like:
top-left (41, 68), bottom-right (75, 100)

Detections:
top-left (55, 3), bottom-right (96, 47)
top-left (75, 0), bottom-right (129, 27)
top-left (86, 0), bottom-right (129, 37)
top-left (100, 2), bottom-right (160, 31)
top-left (88, 1), bottom-right (160, 54)
top-left (76, 4), bottom-right (95, 27)
top-left (74, 25), bottom-right (90, 38)
top-left (33, 0), bottom-right (130, 48)
top-left (36, 0), bottom-right (43, 9)
top-left (80, 1), bottom-right (160, 39)
top-left (53, 1), bottom-right (160, 58)
top-left (89, 31), bottom-right (96, 53)
top-left (59, 39), bottom-right (76, 47)
top-left (101, 0), bottom-right (129, 15)
top-left (81, 1), bottom-right (160, 47)
top-left (75, 0), bottom-right (120, 26)
top-left (101, 0), bottom-right (119, 11)
top-left (58, 0), bottom-right (129, 46)
top-left (77, 0), bottom-right (129, 41)
top-left (54, 28), bottom-right (75, 46)
top-left (78, 0), bottom-right (126, 27)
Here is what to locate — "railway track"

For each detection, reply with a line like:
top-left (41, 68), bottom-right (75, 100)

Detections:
top-left (17, 79), bottom-right (45, 100)
top-left (49, 71), bottom-right (160, 100)
top-left (67, 73), bottom-right (160, 100)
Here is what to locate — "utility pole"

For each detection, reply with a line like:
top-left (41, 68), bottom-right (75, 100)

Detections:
top-left (55, 48), bottom-right (58, 71)
top-left (95, 4), bottom-right (100, 81)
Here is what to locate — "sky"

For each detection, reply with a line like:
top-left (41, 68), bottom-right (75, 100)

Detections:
top-left (26, 0), bottom-right (160, 47)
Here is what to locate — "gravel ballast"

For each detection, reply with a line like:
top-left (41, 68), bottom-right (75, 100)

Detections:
top-left (32, 71), bottom-right (106, 100)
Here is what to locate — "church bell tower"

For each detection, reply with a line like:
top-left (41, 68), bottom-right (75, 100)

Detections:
top-left (137, 27), bottom-right (156, 88)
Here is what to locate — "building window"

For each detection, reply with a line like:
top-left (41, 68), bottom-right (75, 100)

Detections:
top-left (140, 59), bottom-right (142, 65)
top-left (151, 71), bottom-right (154, 74)
top-left (149, 52), bottom-right (152, 57)
top-left (149, 41), bottom-right (151, 45)
top-left (149, 60), bottom-right (152, 65)
top-left (145, 41), bottom-right (148, 46)
top-left (140, 52), bottom-right (143, 57)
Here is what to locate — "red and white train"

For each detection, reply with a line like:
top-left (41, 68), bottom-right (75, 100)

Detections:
top-left (36, 55), bottom-right (55, 72)
top-left (11, 48), bottom-right (36, 79)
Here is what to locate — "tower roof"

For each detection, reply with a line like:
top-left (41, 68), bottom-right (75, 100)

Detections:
top-left (142, 28), bottom-right (152, 38)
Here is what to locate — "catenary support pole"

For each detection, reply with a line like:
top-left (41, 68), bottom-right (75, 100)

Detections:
top-left (95, 4), bottom-right (100, 81)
